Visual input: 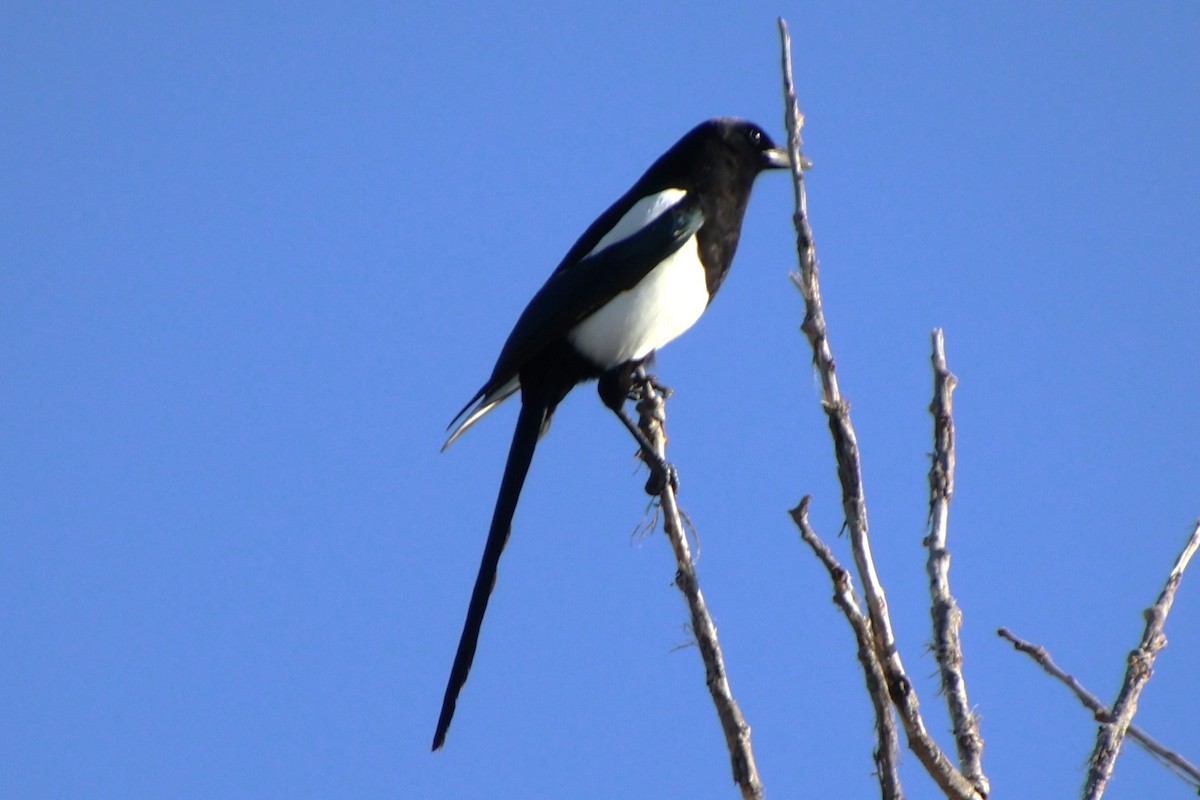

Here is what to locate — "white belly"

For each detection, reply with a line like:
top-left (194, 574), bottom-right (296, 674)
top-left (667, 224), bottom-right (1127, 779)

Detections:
top-left (567, 235), bottom-right (708, 368)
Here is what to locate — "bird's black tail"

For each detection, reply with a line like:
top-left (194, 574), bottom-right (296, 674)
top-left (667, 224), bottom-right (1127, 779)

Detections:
top-left (432, 398), bottom-right (548, 750)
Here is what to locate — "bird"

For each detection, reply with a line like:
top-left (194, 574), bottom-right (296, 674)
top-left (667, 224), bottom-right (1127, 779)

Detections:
top-left (433, 117), bottom-right (791, 751)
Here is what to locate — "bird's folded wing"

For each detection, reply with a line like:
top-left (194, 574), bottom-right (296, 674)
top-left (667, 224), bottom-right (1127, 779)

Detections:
top-left (491, 198), bottom-right (704, 383)
top-left (443, 199), bottom-right (704, 446)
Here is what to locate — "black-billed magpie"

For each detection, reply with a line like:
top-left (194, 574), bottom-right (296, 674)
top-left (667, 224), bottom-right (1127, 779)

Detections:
top-left (433, 118), bottom-right (790, 750)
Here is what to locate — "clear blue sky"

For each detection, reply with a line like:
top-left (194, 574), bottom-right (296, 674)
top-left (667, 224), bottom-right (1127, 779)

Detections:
top-left (3, 3), bottom-right (1198, 798)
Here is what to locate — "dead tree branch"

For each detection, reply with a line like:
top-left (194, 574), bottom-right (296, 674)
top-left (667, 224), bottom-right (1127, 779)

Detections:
top-left (926, 330), bottom-right (988, 796)
top-left (633, 371), bottom-right (763, 800)
top-left (790, 497), bottom-right (904, 800)
top-left (777, 17), bottom-right (982, 800)
top-left (997, 627), bottom-right (1200, 792)
top-left (1083, 520), bottom-right (1200, 799)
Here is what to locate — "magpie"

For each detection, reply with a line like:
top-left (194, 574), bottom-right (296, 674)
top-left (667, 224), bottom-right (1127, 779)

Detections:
top-left (433, 118), bottom-right (790, 750)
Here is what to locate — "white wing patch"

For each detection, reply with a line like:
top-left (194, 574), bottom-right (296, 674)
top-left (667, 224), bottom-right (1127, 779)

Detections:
top-left (568, 234), bottom-right (707, 369)
top-left (585, 188), bottom-right (688, 258)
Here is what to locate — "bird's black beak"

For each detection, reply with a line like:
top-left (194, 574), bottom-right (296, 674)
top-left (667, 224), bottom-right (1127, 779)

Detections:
top-left (763, 146), bottom-right (810, 171)
top-left (763, 147), bottom-right (790, 169)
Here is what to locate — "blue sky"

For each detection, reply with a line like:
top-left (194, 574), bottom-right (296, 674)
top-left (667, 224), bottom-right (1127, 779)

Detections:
top-left (3, 3), bottom-right (1198, 798)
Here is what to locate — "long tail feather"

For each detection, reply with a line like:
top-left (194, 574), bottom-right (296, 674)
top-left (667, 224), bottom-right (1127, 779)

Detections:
top-left (432, 398), bottom-right (547, 750)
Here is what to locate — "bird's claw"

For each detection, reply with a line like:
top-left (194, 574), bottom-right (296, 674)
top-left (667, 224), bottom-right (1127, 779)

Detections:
top-left (643, 460), bottom-right (680, 496)
top-left (626, 372), bottom-right (673, 403)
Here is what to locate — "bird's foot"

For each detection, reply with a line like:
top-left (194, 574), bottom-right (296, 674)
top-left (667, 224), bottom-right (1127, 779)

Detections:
top-left (643, 457), bottom-right (680, 496)
top-left (626, 369), bottom-right (673, 403)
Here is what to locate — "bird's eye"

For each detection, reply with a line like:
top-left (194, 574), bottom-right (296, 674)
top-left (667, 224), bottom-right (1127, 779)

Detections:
top-left (747, 129), bottom-right (763, 146)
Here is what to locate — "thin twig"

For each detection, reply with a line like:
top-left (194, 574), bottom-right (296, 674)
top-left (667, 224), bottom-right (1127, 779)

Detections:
top-left (926, 330), bottom-right (989, 796)
top-left (633, 372), bottom-right (763, 800)
top-left (997, 627), bottom-right (1200, 792)
top-left (1083, 520), bottom-right (1200, 799)
top-left (790, 497), bottom-right (904, 800)
top-left (777, 18), bottom-right (982, 800)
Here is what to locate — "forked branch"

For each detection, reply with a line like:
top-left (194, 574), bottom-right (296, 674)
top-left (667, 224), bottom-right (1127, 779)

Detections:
top-left (778, 17), bottom-right (983, 800)
top-left (1082, 520), bottom-right (1200, 799)
top-left (998, 627), bottom-right (1200, 792)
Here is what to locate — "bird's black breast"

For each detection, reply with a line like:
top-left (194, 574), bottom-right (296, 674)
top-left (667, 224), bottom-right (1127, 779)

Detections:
top-left (693, 165), bottom-right (756, 300)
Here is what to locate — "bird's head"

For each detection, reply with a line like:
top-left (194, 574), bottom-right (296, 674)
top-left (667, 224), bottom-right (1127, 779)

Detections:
top-left (701, 117), bottom-right (797, 173)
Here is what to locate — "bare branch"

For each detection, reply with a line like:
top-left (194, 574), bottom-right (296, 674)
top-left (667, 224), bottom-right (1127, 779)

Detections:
top-left (777, 18), bottom-right (982, 800)
top-left (926, 330), bottom-right (988, 796)
top-left (1083, 520), bottom-right (1200, 799)
top-left (633, 372), bottom-right (764, 800)
top-left (790, 497), bottom-right (904, 800)
top-left (998, 627), bottom-right (1200, 791)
